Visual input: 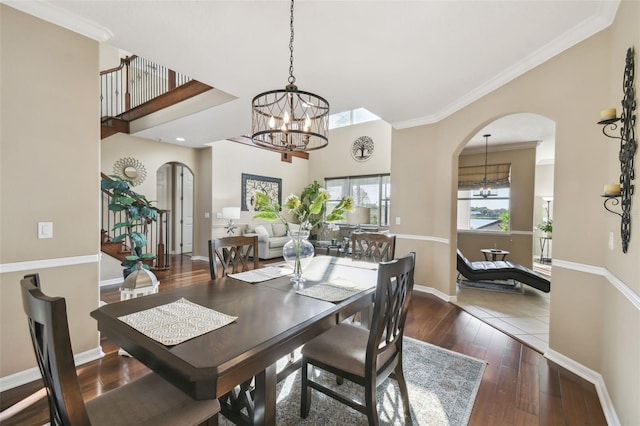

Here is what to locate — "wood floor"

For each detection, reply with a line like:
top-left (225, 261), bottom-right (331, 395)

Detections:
top-left (1, 255), bottom-right (607, 426)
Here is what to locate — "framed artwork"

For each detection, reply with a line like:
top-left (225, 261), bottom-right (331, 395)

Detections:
top-left (241, 173), bottom-right (282, 211)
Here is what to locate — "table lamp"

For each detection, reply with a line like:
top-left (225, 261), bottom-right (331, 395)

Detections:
top-left (222, 207), bottom-right (241, 236)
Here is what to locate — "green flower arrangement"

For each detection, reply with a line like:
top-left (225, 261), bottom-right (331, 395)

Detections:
top-left (253, 181), bottom-right (353, 234)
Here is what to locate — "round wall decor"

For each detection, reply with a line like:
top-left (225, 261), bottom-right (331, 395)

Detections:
top-left (351, 136), bottom-right (374, 161)
top-left (113, 157), bottom-right (147, 186)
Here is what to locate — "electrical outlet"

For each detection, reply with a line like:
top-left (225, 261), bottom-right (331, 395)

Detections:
top-left (204, 212), bottom-right (210, 219)
top-left (395, 216), bottom-right (401, 225)
top-left (216, 212), bottom-right (222, 219)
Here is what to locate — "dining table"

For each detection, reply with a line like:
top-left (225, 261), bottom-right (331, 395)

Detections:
top-left (90, 256), bottom-right (378, 426)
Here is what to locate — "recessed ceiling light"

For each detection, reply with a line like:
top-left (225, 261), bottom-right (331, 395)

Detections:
top-left (176, 137), bottom-right (186, 142)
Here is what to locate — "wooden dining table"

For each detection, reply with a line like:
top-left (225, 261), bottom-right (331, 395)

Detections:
top-left (90, 256), bottom-right (378, 426)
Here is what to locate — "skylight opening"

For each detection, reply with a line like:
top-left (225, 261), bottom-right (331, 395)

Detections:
top-left (329, 108), bottom-right (380, 130)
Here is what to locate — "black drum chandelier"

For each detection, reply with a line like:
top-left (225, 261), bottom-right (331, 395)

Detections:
top-left (251, 0), bottom-right (329, 152)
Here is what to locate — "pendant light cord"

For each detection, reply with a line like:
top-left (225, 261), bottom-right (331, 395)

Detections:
top-left (288, 0), bottom-right (296, 85)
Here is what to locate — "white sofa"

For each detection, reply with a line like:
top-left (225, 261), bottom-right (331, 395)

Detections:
top-left (242, 222), bottom-right (300, 260)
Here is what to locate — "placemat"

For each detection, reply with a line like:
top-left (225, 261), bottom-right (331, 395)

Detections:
top-left (296, 279), bottom-right (370, 302)
top-left (118, 298), bottom-right (237, 345)
top-left (228, 266), bottom-right (290, 283)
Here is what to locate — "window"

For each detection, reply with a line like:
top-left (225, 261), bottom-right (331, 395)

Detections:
top-left (329, 108), bottom-right (380, 130)
top-left (325, 174), bottom-right (390, 226)
top-left (457, 164), bottom-right (511, 232)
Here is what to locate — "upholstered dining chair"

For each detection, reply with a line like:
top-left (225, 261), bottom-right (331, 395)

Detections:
top-left (300, 252), bottom-right (416, 425)
top-left (208, 235), bottom-right (259, 279)
top-left (19, 274), bottom-right (220, 426)
top-left (351, 232), bottom-right (396, 263)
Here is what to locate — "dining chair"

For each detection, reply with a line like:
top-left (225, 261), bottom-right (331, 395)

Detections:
top-left (350, 232), bottom-right (396, 262)
top-left (208, 235), bottom-right (259, 279)
top-left (300, 252), bottom-right (416, 425)
top-left (19, 274), bottom-right (220, 426)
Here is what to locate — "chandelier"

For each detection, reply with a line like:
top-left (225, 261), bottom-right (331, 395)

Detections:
top-left (473, 134), bottom-right (498, 198)
top-left (251, 0), bottom-right (329, 152)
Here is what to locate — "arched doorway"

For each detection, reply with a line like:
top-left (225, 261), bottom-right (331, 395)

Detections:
top-left (454, 113), bottom-right (555, 353)
top-left (157, 162), bottom-right (194, 255)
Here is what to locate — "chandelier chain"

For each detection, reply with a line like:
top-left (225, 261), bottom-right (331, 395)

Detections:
top-left (288, 0), bottom-right (296, 85)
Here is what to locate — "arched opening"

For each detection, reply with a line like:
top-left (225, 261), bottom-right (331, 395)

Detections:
top-left (157, 162), bottom-right (194, 256)
top-left (453, 113), bottom-right (555, 352)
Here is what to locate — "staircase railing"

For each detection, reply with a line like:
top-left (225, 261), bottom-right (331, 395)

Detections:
top-left (100, 55), bottom-right (192, 120)
top-left (100, 173), bottom-right (171, 271)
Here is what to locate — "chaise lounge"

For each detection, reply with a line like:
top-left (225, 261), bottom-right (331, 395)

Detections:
top-left (456, 249), bottom-right (551, 293)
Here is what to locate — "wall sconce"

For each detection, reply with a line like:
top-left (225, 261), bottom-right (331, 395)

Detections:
top-left (222, 207), bottom-right (241, 236)
top-left (597, 47), bottom-right (636, 253)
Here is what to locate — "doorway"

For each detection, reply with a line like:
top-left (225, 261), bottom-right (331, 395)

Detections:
top-left (454, 113), bottom-right (555, 353)
top-left (157, 163), bottom-right (194, 255)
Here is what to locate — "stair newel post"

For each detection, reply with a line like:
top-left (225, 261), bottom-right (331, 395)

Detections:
top-left (124, 56), bottom-right (132, 111)
top-left (156, 210), bottom-right (166, 269)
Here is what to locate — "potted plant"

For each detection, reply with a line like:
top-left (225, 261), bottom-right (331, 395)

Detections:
top-left (101, 175), bottom-right (160, 276)
top-left (537, 219), bottom-right (553, 237)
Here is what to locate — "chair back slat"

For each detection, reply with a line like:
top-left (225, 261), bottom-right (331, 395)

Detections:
top-left (351, 232), bottom-right (396, 262)
top-left (366, 252), bottom-right (415, 369)
top-left (208, 235), bottom-right (259, 279)
top-left (20, 274), bottom-right (92, 425)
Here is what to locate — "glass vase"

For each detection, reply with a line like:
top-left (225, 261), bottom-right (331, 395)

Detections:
top-left (282, 230), bottom-right (315, 287)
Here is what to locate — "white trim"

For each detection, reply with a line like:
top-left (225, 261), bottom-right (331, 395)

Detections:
top-left (395, 234), bottom-right (449, 245)
top-left (0, 346), bottom-right (104, 392)
top-left (100, 277), bottom-right (124, 288)
top-left (413, 284), bottom-right (457, 303)
top-left (0, 255), bottom-right (99, 274)
top-left (1, 0), bottom-right (113, 42)
top-left (190, 255), bottom-right (209, 262)
top-left (554, 259), bottom-right (640, 310)
top-left (392, 1), bottom-right (620, 130)
top-left (545, 348), bottom-right (620, 426)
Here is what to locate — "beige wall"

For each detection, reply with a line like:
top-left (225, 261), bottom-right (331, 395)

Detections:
top-left (457, 146), bottom-right (536, 267)
top-left (392, 2), bottom-right (639, 423)
top-left (309, 119), bottom-right (392, 183)
top-left (209, 140), bottom-right (309, 240)
top-left (0, 6), bottom-right (100, 376)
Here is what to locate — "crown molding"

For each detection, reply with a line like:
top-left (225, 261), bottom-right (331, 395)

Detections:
top-left (2, 0), bottom-right (113, 42)
top-left (393, 1), bottom-right (620, 130)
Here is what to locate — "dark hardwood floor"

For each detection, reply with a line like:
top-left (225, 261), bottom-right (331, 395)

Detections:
top-left (1, 255), bottom-right (607, 425)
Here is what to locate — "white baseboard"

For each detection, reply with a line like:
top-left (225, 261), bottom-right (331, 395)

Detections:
top-left (545, 348), bottom-right (620, 426)
top-left (0, 346), bottom-right (104, 392)
top-left (99, 277), bottom-right (123, 287)
top-left (190, 255), bottom-right (208, 262)
top-left (413, 284), bottom-right (457, 303)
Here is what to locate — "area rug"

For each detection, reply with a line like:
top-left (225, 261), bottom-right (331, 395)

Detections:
top-left (458, 279), bottom-right (523, 294)
top-left (220, 337), bottom-right (486, 425)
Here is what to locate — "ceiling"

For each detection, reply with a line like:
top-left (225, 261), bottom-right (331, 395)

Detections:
top-left (6, 0), bottom-right (618, 157)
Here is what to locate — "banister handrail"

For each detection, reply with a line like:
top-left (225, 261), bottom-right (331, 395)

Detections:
top-left (100, 55), bottom-right (192, 121)
top-left (99, 55), bottom-right (138, 76)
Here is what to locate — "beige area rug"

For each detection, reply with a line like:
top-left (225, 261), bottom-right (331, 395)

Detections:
top-left (454, 282), bottom-right (551, 353)
top-left (220, 337), bottom-right (486, 425)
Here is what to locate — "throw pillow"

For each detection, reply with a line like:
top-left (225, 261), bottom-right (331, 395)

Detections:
top-left (253, 225), bottom-right (270, 242)
top-left (272, 223), bottom-right (288, 237)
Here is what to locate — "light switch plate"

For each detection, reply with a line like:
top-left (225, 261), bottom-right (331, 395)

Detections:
top-left (38, 222), bottom-right (53, 239)
top-left (395, 216), bottom-right (401, 225)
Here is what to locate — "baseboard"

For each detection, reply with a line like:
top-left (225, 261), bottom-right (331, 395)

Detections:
top-left (190, 255), bottom-right (208, 262)
top-left (0, 346), bottom-right (104, 392)
top-left (99, 277), bottom-right (123, 287)
top-left (413, 284), bottom-right (457, 303)
top-left (545, 348), bottom-right (620, 426)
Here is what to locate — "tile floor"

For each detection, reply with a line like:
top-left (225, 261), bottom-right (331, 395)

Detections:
top-left (454, 273), bottom-right (551, 354)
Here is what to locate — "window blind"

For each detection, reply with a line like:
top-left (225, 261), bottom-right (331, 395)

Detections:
top-left (458, 163), bottom-right (511, 190)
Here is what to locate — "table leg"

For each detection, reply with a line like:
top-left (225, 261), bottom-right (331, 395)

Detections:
top-left (253, 363), bottom-right (277, 426)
